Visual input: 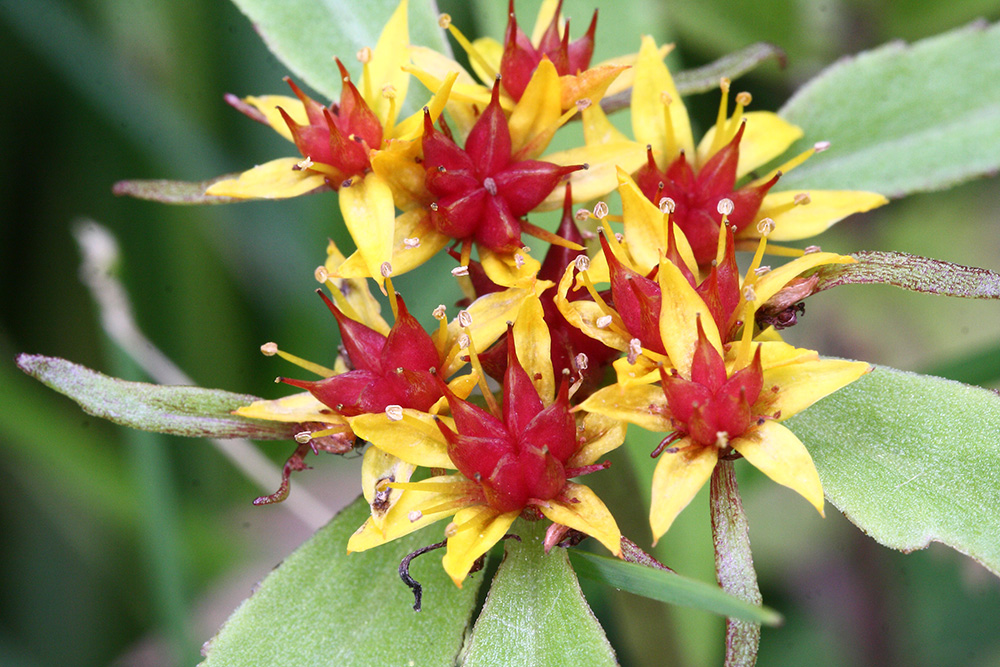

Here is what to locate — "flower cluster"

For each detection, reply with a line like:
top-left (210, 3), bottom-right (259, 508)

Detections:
top-left (197, 0), bottom-right (886, 584)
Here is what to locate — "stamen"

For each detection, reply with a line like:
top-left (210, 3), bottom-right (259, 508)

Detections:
top-left (461, 326), bottom-right (500, 419)
top-left (385, 405), bottom-right (404, 421)
top-left (574, 255), bottom-right (590, 272)
top-left (593, 201), bottom-right (609, 219)
top-left (520, 219), bottom-right (585, 250)
top-left (659, 197), bottom-right (676, 214)
top-left (725, 91), bottom-right (751, 138)
top-left (450, 265), bottom-right (470, 277)
top-left (404, 237), bottom-right (421, 249)
top-left (804, 245), bottom-right (821, 254)
top-left (709, 77), bottom-right (732, 155)
top-left (295, 157), bottom-right (314, 170)
top-left (754, 141), bottom-right (828, 185)
top-left (381, 263), bottom-right (399, 320)
top-left (314, 265), bottom-right (329, 283)
top-left (260, 342), bottom-right (336, 377)
top-left (574, 208), bottom-right (591, 222)
top-left (660, 91), bottom-right (678, 160)
top-left (408, 510), bottom-right (423, 522)
top-left (756, 217), bottom-right (776, 236)
top-left (628, 338), bottom-right (642, 364)
top-left (460, 239), bottom-right (473, 268)
top-left (579, 270), bottom-right (628, 334)
top-left (441, 15), bottom-right (498, 81)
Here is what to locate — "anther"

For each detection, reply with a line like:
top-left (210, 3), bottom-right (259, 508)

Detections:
top-left (659, 197), bottom-right (676, 214)
top-left (314, 266), bottom-right (329, 283)
top-left (294, 431), bottom-right (312, 444)
top-left (451, 266), bottom-right (470, 277)
top-left (260, 342), bottom-right (279, 356)
top-left (794, 193), bottom-right (812, 206)
top-left (483, 177), bottom-right (498, 196)
top-left (596, 315), bottom-right (613, 329)
top-left (717, 198), bottom-right (735, 216)
top-left (380, 262), bottom-right (393, 277)
top-left (720, 77), bottom-right (731, 92)
top-left (574, 208), bottom-right (591, 222)
top-left (438, 13), bottom-right (452, 28)
top-left (804, 245), bottom-right (821, 254)
top-left (628, 338), bottom-right (642, 364)
top-left (754, 265), bottom-right (772, 276)
top-left (295, 157), bottom-right (314, 170)
top-left (575, 353), bottom-right (589, 371)
top-left (403, 237), bottom-right (421, 249)
top-left (615, 232), bottom-right (624, 242)
top-left (444, 521), bottom-right (459, 538)
top-left (715, 431), bottom-right (730, 449)
top-left (430, 202), bottom-right (439, 211)
top-left (433, 304), bottom-right (447, 320)
top-left (381, 84), bottom-right (396, 99)
top-left (385, 405), bottom-right (404, 421)
top-left (743, 285), bottom-right (757, 302)
top-left (408, 510), bottom-right (423, 523)
top-left (813, 141), bottom-right (831, 153)
top-left (593, 201), bottom-right (609, 219)
top-left (458, 310), bottom-right (473, 327)
top-left (660, 92), bottom-right (672, 105)
top-left (575, 98), bottom-right (592, 111)
top-left (458, 334), bottom-right (470, 350)
top-left (574, 255), bottom-right (591, 272)
top-left (736, 91), bottom-right (752, 106)
top-left (356, 47), bottom-right (372, 64)
top-left (756, 217), bottom-right (776, 236)
top-left (514, 253), bottom-right (525, 268)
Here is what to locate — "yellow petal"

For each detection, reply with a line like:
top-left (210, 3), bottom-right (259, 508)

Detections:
top-left (764, 358), bottom-right (871, 420)
top-left (539, 142), bottom-right (647, 211)
top-left (347, 474), bottom-right (475, 552)
top-left (367, 0), bottom-right (410, 128)
top-left (512, 295), bottom-right (555, 405)
top-left (554, 264), bottom-right (629, 352)
top-left (619, 168), bottom-right (696, 275)
top-left (753, 251), bottom-right (854, 306)
top-left (658, 258), bottom-right (722, 375)
top-left (509, 58), bottom-right (562, 158)
top-left (205, 158), bottom-right (328, 199)
top-left (361, 446), bottom-right (416, 533)
top-left (335, 210), bottom-right (449, 281)
top-left (612, 355), bottom-right (660, 386)
top-left (558, 65), bottom-right (629, 111)
top-left (539, 482), bottom-right (622, 556)
top-left (442, 507), bottom-right (519, 586)
top-left (440, 286), bottom-right (538, 376)
top-left (392, 71), bottom-right (458, 141)
top-left (370, 140), bottom-right (427, 208)
top-left (234, 392), bottom-right (344, 424)
top-left (347, 410), bottom-right (454, 468)
top-left (756, 190), bottom-right (889, 241)
top-left (602, 43), bottom-right (673, 99)
top-left (323, 240), bottom-right (390, 335)
top-left (569, 411), bottom-right (628, 467)
top-left (582, 102), bottom-right (630, 145)
top-left (245, 94), bottom-right (304, 142)
top-left (480, 247), bottom-right (541, 287)
top-left (650, 442), bottom-right (717, 542)
top-left (338, 172), bottom-right (397, 282)
top-left (697, 112), bottom-right (803, 178)
top-left (578, 382), bottom-right (672, 433)
top-left (631, 36), bottom-right (694, 161)
top-left (733, 420), bottom-right (824, 516)
top-left (468, 37), bottom-right (503, 83)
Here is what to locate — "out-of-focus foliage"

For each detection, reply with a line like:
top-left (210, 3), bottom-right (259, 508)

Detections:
top-left (2, 1), bottom-right (999, 666)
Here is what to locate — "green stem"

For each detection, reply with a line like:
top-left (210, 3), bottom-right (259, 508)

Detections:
top-left (710, 459), bottom-right (762, 667)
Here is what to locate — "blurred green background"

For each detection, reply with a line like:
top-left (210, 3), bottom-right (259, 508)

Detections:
top-left (2, 0), bottom-right (999, 665)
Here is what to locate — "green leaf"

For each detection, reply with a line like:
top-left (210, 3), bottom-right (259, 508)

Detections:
top-left (569, 551), bottom-right (781, 626)
top-left (779, 21), bottom-right (1000, 196)
top-left (228, 0), bottom-right (448, 100)
top-left (461, 520), bottom-right (617, 667)
top-left (812, 251), bottom-right (1000, 299)
top-left (786, 366), bottom-right (1000, 576)
top-left (200, 497), bottom-right (482, 666)
top-left (16, 354), bottom-right (296, 440)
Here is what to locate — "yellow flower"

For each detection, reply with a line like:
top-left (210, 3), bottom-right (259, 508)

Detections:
top-left (347, 294), bottom-right (625, 585)
top-left (568, 35), bottom-right (888, 264)
top-left (575, 211), bottom-right (871, 540)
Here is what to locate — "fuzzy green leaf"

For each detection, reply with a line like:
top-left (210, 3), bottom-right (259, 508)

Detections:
top-left (779, 21), bottom-right (1000, 196)
top-left (200, 497), bottom-right (482, 666)
top-left (786, 366), bottom-right (1000, 576)
top-left (569, 550), bottom-right (781, 626)
top-left (461, 520), bottom-right (617, 667)
top-left (16, 354), bottom-right (295, 440)
top-left (228, 0), bottom-right (448, 100)
top-left (812, 251), bottom-right (1000, 299)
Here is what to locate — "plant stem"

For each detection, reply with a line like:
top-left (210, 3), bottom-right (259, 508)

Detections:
top-left (710, 459), bottom-right (762, 666)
